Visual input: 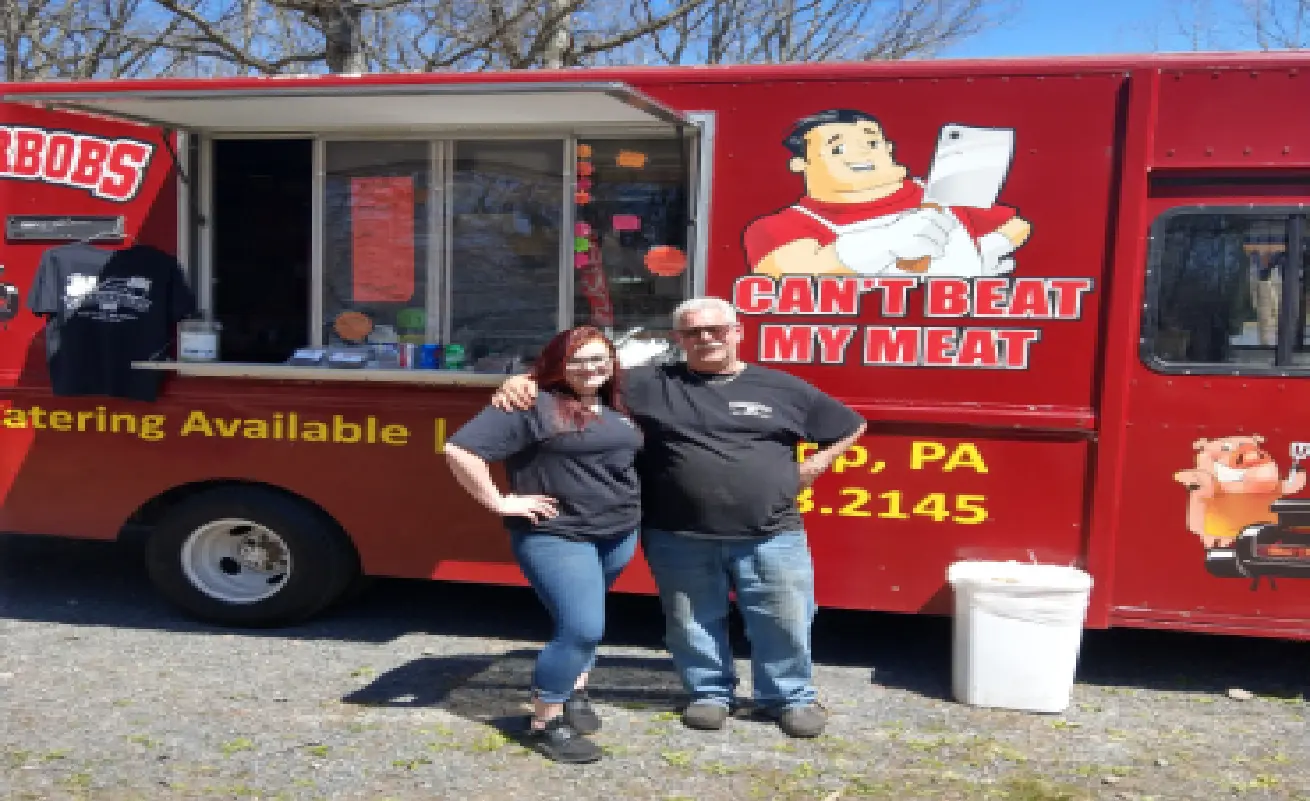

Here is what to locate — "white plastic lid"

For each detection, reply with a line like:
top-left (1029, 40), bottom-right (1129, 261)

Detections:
top-left (947, 560), bottom-right (1093, 591)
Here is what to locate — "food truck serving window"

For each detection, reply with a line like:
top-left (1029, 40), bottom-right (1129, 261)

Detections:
top-left (1144, 208), bottom-right (1309, 373)
top-left (4, 81), bottom-right (705, 377)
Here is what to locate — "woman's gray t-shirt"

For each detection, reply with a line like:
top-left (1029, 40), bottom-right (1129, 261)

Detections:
top-left (448, 392), bottom-right (643, 541)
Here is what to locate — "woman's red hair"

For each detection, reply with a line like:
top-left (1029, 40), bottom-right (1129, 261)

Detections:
top-left (530, 326), bottom-right (628, 432)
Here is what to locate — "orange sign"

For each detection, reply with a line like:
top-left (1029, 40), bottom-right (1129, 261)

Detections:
top-left (616, 150), bottom-right (647, 168)
top-left (350, 177), bottom-right (416, 303)
top-left (645, 245), bottom-right (687, 277)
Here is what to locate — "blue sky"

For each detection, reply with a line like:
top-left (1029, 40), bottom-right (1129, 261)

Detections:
top-left (939, 0), bottom-right (1252, 58)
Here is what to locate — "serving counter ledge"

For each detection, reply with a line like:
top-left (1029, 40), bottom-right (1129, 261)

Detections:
top-left (131, 361), bottom-right (510, 388)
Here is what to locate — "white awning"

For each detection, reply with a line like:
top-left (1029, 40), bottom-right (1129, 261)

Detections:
top-left (0, 80), bottom-right (691, 134)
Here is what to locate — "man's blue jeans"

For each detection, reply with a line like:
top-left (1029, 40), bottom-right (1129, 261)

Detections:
top-left (511, 530), bottom-right (639, 704)
top-left (641, 528), bottom-right (817, 711)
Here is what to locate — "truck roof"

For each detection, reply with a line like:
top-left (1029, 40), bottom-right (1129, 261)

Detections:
top-left (2, 49), bottom-right (1308, 97)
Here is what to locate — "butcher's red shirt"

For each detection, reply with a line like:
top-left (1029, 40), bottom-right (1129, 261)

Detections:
top-left (742, 181), bottom-right (1016, 268)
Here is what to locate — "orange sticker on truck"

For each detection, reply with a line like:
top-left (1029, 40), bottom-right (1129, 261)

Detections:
top-left (1174, 437), bottom-right (1310, 588)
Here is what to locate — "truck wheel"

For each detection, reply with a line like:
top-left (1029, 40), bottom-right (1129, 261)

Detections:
top-left (145, 487), bottom-right (359, 627)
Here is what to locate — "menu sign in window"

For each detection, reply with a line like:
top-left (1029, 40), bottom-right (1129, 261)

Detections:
top-left (349, 177), bottom-right (416, 303)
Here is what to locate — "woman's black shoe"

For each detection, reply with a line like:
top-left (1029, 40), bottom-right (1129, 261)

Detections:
top-left (522, 716), bottom-right (603, 764)
top-left (563, 689), bottom-right (602, 734)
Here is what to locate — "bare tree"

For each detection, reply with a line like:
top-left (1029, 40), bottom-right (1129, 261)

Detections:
top-left (1148, 0), bottom-right (1229, 51)
top-left (1244, 0), bottom-right (1308, 49)
top-left (149, 0), bottom-right (385, 74)
top-left (544, 0), bottom-right (705, 66)
top-left (2, 0), bottom-right (1016, 81)
top-left (1179, 0), bottom-right (1224, 49)
top-left (1123, 0), bottom-right (1299, 54)
top-left (0, 0), bottom-right (183, 81)
top-left (611, 0), bottom-right (1012, 66)
top-left (359, 0), bottom-right (706, 70)
top-left (1141, 0), bottom-right (1305, 52)
top-left (146, 0), bottom-right (707, 74)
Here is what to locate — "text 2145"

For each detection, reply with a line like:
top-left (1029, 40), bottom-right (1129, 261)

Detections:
top-left (797, 487), bottom-right (987, 524)
top-left (796, 440), bottom-right (990, 525)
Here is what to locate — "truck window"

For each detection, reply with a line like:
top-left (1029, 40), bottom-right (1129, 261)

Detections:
top-left (323, 141), bottom-right (433, 349)
top-left (1145, 210), bottom-right (1308, 371)
top-left (571, 138), bottom-right (690, 340)
top-left (447, 140), bottom-right (565, 365)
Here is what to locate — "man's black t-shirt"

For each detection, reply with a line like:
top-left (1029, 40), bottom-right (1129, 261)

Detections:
top-left (623, 363), bottom-right (864, 540)
top-left (27, 243), bottom-right (196, 402)
top-left (448, 392), bottom-right (643, 541)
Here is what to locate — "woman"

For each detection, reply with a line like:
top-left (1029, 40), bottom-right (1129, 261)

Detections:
top-left (444, 326), bottom-right (642, 765)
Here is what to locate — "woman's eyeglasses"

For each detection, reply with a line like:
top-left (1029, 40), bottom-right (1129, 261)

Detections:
top-left (566, 355), bottom-right (613, 370)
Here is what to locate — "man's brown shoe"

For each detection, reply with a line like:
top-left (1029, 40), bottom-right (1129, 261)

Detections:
top-left (680, 701), bottom-right (730, 730)
top-left (773, 703), bottom-right (827, 738)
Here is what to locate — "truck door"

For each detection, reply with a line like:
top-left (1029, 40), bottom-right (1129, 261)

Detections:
top-left (1111, 191), bottom-right (1310, 635)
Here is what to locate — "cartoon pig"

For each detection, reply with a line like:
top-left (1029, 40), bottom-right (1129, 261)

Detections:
top-left (1173, 435), bottom-right (1307, 549)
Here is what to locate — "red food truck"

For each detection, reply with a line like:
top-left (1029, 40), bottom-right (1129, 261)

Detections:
top-left (1, 52), bottom-right (1307, 639)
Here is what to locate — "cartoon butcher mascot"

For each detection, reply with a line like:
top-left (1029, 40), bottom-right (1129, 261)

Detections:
top-left (744, 109), bottom-right (1032, 278)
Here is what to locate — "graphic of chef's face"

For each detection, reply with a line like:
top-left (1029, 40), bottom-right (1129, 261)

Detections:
top-left (789, 119), bottom-right (907, 202)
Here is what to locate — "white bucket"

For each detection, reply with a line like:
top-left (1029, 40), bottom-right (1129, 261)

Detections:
top-left (178, 320), bottom-right (221, 362)
top-left (946, 560), bottom-right (1093, 714)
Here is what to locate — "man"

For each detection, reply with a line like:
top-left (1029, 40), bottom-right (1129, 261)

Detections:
top-left (492, 296), bottom-right (866, 738)
top-left (742, 108), bottom-right (1031, 278)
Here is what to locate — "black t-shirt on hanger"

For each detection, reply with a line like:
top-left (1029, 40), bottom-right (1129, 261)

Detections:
top-left (28, 243), bottom-right (196, 402)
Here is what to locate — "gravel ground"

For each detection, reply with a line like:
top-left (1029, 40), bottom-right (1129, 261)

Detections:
top-left (1, 533), bottom-right (1307, 801)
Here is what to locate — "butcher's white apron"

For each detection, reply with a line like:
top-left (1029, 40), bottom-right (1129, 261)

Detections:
top-left (789, 204), bottom-right (988, 278)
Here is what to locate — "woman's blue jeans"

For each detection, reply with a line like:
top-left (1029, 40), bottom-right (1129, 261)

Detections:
top-left (510, 529), bottom-right (639, 704)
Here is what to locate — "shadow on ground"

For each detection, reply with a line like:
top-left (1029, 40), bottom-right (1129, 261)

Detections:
top-left (2, 533), bottom-right (1307, 709)
top-left (339, 650), bottom-right (688, 736)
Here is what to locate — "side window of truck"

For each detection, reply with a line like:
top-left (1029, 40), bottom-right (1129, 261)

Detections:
top-left (572, 137), bottom-right (692, 363)
top-left (1144, 209), bottom-right (1308, 371)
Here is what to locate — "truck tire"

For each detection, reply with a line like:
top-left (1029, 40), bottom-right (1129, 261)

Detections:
top-left (145, 486), bottom-right (359, 627)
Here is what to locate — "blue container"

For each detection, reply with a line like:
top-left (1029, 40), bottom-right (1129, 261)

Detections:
top-left (418, 344), bottom-right (441, 369)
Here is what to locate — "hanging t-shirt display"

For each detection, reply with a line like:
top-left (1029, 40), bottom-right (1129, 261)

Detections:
top-left (27, 243), bottom-right (196, 402)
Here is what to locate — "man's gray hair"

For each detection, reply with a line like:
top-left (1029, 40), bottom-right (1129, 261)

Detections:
top-left (672, 296), bottom-right (737, 327)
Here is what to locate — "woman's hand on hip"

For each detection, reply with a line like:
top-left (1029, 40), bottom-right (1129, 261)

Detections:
top-left (496, 494), bottom-right (559, 524)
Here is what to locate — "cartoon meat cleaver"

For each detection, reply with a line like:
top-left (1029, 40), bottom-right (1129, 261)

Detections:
top-left (897, 124), bottom-right (1017, 273)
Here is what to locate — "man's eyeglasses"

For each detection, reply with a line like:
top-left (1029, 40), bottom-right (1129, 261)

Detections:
top-left (675, 324), bottom-right (733, 338)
